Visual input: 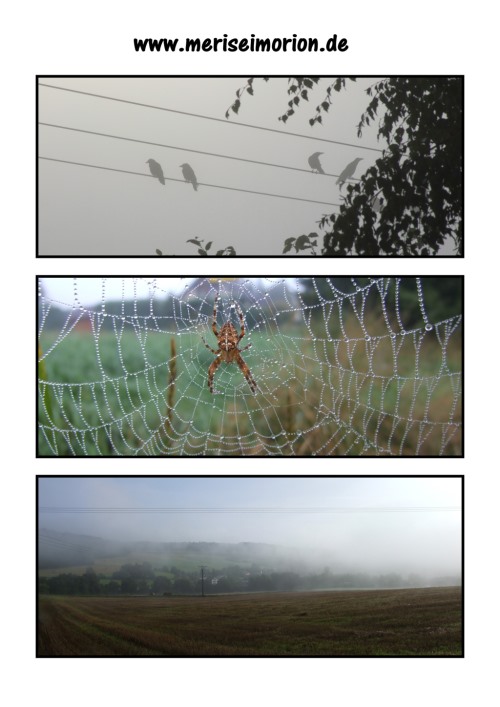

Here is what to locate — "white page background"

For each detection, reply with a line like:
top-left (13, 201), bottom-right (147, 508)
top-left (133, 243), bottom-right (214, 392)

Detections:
top-left (1, 1), bottom-right (494, 705)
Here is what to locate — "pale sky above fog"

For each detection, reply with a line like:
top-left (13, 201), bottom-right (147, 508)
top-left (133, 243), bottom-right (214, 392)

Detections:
top-left (38, 277), bottom-right (280, 307)
top-left (38, 477), bottom-right (462, 575)
top-left (39, 276), bottom-right (189, 307)
top-left (38, 76), bottom-right (387, 256)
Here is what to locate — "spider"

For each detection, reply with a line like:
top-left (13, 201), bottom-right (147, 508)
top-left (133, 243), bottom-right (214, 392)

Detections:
top-left (202, 298), bottom-right (257, 394)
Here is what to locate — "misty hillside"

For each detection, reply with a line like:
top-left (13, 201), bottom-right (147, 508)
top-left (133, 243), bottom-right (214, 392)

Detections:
top-left (38, 528), bottom-right (461, 594)
top-left (38, 529), bottom-right (303, 571)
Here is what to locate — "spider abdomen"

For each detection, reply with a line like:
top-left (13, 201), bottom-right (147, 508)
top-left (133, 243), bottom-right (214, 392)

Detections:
top-left (218, 323), bottom-right (239, 351)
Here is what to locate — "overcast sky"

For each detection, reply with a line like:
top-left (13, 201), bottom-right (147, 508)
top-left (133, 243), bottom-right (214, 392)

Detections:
top-left (38, 476), bottom-right (462, 575)
top-left (39, 276), bottom-right (189, 307)
top-left (38, 277), bottom-right (281, 309)
top-left (38, 76), bottom-right (387, 256)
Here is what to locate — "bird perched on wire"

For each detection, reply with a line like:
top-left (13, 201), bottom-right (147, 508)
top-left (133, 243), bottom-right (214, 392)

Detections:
top-left (336, 157), bottom-right (363, 188)
top-left (146, 159), bottom-right (165, 185)
top-left (308, 152), bottom-right (325, 174)
top-left (180, 163), bottom-right (199, 191)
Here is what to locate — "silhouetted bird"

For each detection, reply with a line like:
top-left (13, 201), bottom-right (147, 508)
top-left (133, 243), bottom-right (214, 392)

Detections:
top-left (336, 157), bottom-right (363, 187)
top-left (308, 152), bottom-right (325, 174)
top-left (146, 159), bottom-right (165, 185)
top-left (180, 163), bottom-right (198, 191)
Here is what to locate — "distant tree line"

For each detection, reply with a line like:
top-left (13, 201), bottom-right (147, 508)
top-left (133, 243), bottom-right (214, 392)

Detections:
top-left (298, 277), bottom-right (462, 329)
top-left (38, 561), bottom-right (461, 597)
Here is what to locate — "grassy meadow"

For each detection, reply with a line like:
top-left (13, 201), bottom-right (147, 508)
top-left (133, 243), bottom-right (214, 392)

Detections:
top-left (38, 586), bottom-right (462, 657)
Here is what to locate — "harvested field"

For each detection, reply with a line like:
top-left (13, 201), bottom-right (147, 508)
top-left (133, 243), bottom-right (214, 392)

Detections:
top-left (38, 586), bottom-right (462, 657)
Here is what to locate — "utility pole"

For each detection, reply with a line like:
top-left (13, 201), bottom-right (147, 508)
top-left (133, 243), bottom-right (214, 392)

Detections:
top-left (200, 566), bottom-right (207, 597)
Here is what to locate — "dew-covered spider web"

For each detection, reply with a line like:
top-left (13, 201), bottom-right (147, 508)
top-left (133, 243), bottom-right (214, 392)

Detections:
top-left (37, 277), bottom-right (462, 456)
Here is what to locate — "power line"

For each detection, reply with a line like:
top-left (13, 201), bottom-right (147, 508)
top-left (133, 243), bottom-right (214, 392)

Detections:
top-left (39, 121), bottom-right (361, 182)
top-left (38, 156), bottom-right (342, 207)
top-left (39, 506), bottom-right (460, 514)
top-left (38, 82), bottom-right (384, 153)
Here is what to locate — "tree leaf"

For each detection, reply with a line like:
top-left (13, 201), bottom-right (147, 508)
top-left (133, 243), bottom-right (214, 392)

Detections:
top-left (295, 235), bottom-right (310, 251)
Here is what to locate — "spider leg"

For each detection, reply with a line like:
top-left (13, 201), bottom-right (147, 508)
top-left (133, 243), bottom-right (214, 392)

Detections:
top-left (208, 356), bottom-right (223, 394)
top-left (235, 302), bottom-right (246, 342)
top-left (202, 337), bottom-right (219, 355)
top-left (239, 343), bottom-right (252, 352)
top-left (212, 297), bottom-right (220, 338)
top-left (235, 353), bottom-right (257, 394)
